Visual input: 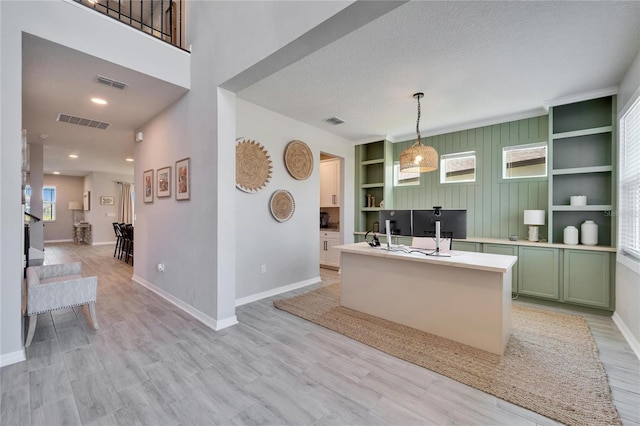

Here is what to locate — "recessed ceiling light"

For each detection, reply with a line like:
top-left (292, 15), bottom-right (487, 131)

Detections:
top-left (125, 158), bottom-right (134, 162)
top-left (53, 171), bottom-right (60, 175)
top-left (69, 154), bottom-right (78, 159)
top-left (91, 97), bottom-right (107, 105)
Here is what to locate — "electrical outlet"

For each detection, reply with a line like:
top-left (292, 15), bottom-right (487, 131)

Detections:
top-left (157, 263), bottom-right (164, 272)
top-left (261, 264), bottom-right (267, 274)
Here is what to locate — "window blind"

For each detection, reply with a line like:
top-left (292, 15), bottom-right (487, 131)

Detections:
top-left (620, 95), bottom-right (640, 260)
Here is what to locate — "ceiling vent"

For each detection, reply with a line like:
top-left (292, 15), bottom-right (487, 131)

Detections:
top-left (324, 117), bottom-right (346, 125)
top-left (96, 75), bottom-right (128, 90)
top-left (56, 113), bottom-right (110, 130)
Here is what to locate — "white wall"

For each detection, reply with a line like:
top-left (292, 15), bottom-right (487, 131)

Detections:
top-left (235, 100), bottom-right (354, 300)
top-left (86, 172), bottom-right (133, 244)
top-left (0, 0), bottom-right (189, 365)
top-left (615, 47), bottom-right (640, 357)
top-left (43, 174), bottom-right (84, 242)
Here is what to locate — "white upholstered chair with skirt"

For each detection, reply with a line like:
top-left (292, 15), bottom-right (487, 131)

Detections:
top-left (24, 262), bottom-right (98, 347)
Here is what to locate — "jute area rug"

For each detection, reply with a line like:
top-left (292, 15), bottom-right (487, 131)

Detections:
top-left (274, 283), bottom-right (621, 426)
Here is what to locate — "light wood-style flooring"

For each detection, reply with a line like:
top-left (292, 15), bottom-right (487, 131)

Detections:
top-left (1, 242), bottom-right (638, 425)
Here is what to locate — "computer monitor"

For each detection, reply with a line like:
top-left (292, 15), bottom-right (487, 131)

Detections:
top-left (412, 209), bottom-right (467, 239)
top-left (379, 210), bottom-right (412, 236)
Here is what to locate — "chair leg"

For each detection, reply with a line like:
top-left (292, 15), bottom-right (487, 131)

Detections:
top-left (88, 302), bottom-right (99, 330)
top-left (25, 314), bottom-right (37, 347)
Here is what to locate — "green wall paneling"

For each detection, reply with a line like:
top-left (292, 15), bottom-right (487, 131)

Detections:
top-left (563, 250), bottom-right (612, 309)
top-left (483, 243), bottom-right (518, 293)
top-left (518, 246), bottom-right (560, 300)
top-left (391, 115), bottom-right (549, 241)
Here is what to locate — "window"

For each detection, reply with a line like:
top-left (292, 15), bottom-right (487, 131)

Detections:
top-left (503, 142), bottom-right (547, 179)
top-left (619, 95), bottom-right (640, 261)
top-left (393, 161), bottom-right (420, 186)
top-left (24, 185), bottom-right (31, 213)
top-left (43, 186), bottom-right (57, 222)
top-left (440, 151), bottom-right (476, 183)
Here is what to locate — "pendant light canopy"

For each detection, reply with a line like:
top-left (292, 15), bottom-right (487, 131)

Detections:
top-left (399, 92), bottom-right (438, 173)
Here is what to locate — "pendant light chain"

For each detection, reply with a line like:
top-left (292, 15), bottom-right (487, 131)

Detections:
top-left (416, 94), bottom-right (422, 143)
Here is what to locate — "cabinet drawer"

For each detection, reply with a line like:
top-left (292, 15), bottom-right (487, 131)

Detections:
top-left (320, 231), bottom-right (340, 240)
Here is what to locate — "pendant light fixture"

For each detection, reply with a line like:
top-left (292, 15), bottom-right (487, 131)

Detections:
top-left (399, 92), bottom-right (438, 173)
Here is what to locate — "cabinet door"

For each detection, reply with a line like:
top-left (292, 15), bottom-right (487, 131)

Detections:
top-left (326, 239), bottom-right (341, 267)
top-left (518, 246), bottom-right (560, 300)
top-left (319, 238), bottom-right (328, 263)
top-left (483, 244), bottom-right (518, 293)
top-left (563, 250), bottom-right (611, 309)
top-left (320, 160), bottom-right (339, 207)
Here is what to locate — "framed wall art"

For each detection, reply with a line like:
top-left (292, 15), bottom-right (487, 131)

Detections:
top-left (175, 157), bottom-right (190, 200)
top-left (143, 169), bottom-right (154, 203)
top-left (157, 166), bottom-right (171, 198)
top-left (100, 196), bottom-right (115, 206)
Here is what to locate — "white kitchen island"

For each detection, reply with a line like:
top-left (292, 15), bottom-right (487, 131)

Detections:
top-left (335, 242), bottom-right (517, 355)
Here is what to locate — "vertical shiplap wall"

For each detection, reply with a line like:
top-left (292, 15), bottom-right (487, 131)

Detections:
top-left (393, 115), bottom-right (549, 240)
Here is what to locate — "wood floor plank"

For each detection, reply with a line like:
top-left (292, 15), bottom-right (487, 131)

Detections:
top-left (1, 243), bottom-right (637, 426)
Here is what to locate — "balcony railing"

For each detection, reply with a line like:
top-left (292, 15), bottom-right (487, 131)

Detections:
top-left (74, 0), bottom-right (187, 51)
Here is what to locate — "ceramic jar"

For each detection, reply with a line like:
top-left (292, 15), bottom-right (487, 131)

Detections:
top-left (581, 220), bottom-right (598, 246)
top-left (563, 226), bottom-right (579, 245)
top-left (570, 195), bottom-right (587, 206)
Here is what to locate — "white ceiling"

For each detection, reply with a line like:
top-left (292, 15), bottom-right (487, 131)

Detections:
top-left (22, 33), bottom-right (188, 177)
top-left (22, 1), bottom-right (640, 177)
top-left (238, 1), bottom-right (640, 143)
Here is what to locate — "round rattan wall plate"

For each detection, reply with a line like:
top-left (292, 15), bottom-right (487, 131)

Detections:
top-left (284, 140), bottom-right (313, 180)
top-left (270, 189), bottom-right (295, 222)
top-left (236, 139), bottom-right (272, 193)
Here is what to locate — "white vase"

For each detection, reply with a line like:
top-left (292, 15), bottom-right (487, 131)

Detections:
top-left (563, 226), bottom-right (578, 245)
top-left (581, 220), bottom-right (598, 246)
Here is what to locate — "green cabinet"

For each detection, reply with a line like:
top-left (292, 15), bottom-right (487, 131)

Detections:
top-left (548, 96), bottom-right (616, 246)
top-left (452, 241), bottom-right (481, 252)
top-left (518, 246), bottom-right (560, 300)
top-left (563, 250), bottom-right (612, 309)
top-left (355, 140), bottom-right (394, 233)
top-left (483, 244), bottom-right (518, 293)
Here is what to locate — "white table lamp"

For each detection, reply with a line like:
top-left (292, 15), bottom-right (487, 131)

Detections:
top-left (524, 210), bottom-right (545, 242)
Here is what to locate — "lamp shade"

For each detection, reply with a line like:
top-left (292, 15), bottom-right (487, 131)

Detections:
top-left (399, 144), bottom-right (438, 173)
top-left (68, 201), bottom-right (82, 210)
top-left (523, 209), bottom-right (545, 225)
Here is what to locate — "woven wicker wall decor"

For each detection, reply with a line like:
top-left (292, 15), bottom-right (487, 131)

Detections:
top-left (270, 189), bottom-right (295, 222)
top-left (284, 140), bottom-right (313, 180)
top-left (236, 139), bottom-right (272, 193)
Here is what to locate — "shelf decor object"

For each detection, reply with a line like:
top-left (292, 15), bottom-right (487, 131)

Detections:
top-left (399, 92), bottom-right (438, 173)
top-left (270, 189), bottom-right (295, 222)
top-left (570, 195), bottom-right (586, 206)
top-left (563, 225), bottom-right (579, 245)
top-left (284, 140), bottom-right (313, 180)
top-left (581, 220), bottom-right (598, 245)
top-left (236, 139), bottom-right (272, 193)
top-left (524, 210), bottom-right (545, 242)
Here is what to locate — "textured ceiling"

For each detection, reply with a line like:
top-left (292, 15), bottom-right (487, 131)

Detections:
top-left (238, 1), bottom-right (640, 143)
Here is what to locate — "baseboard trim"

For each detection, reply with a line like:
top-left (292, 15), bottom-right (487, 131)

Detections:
top-left (92, 241), bottom-right (116, 246)
top-left (612, 311), bottom-right (640, 360)
top-left (235, 276), bottom-right (321, 307)
top-left (132, 275), bottom-right (238, 331)
top-left (44, 239), bottom-right (73, 243)
top-left (0, 349), bottom-right (26, 367)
